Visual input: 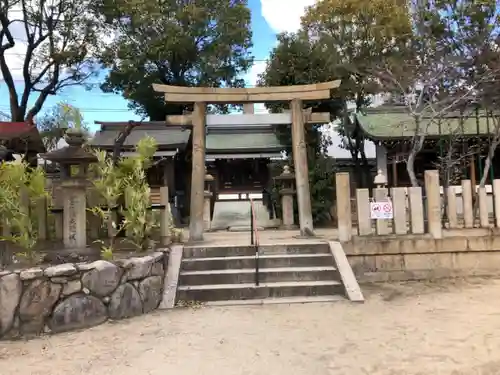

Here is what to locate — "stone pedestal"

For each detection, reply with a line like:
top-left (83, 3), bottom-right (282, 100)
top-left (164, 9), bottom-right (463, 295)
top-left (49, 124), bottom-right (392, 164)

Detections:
top-left (36, 197), bottom-right (48, 241)
top-left (280, 190), bottom-right (296, 229)
top-left (203, 191), bottom-right (212, 230)
top-left (86, 190), bottom-right (100, 240)
top-left (62, 183), bottom-right (87, 249)
top-left (274, 165), bottom-right (297, 230)
top-left (52, 183), bottom-right (64, 240)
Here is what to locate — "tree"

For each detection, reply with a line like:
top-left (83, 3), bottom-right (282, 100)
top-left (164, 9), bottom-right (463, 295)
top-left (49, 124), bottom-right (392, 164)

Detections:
top-left (258, 32), bottom-right (341, 223)
top-left (36, 103), bottom-right (90, 151)
top-left (0, 0), bottom-right (108, 121)
top-left (260, 0), bottom-right (412, 191)
top-left (302, 0), bottom-right (411, 187)
top-left (372, 0), bottom-right (500, 187)
top-left (100, 0), bottom-right (253, 120)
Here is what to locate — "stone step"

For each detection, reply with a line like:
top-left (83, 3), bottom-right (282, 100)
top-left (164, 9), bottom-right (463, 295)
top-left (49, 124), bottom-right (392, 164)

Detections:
top-left (228, 226), bottom-right (265, 232)
top-left (202, 295), bottom-right (346, 306)
top-left (177, 280), bottom-right (344, 302)
top-left (179, 266), bottom-right (338, 285)
top-left (183, 242), bottom-right (330, 258)
top-left (181, 253), bottom-right (333, 271)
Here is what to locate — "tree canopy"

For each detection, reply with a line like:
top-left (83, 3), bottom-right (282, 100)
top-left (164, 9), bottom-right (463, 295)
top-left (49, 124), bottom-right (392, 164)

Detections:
top-left (0, 0), bottom-right (108, 121)
top-left (260, 0), bottom-right (500, 190)
top-left (36, 103), bottom-right (89, 151)
top-left (100, 0), bottom-right (253, 120)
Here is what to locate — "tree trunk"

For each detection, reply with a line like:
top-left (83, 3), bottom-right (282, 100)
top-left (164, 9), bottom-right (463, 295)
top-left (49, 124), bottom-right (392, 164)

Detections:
top-left (407, 135), bottom-right (425, 187)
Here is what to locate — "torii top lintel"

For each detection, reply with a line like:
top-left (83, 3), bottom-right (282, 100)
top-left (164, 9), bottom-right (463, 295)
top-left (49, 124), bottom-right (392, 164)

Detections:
top-left (152, 80), bottom-right (341, 103)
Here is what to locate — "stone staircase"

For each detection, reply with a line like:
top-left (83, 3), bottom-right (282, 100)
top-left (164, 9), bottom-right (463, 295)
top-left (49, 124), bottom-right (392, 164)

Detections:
top-left (176, 242), bottom-right (355, 305)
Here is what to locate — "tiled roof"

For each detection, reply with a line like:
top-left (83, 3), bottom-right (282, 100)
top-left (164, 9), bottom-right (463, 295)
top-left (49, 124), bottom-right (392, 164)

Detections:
top-left (90, 123), bottom-right (191, 149)
top-left (356, 106), bottom-right (496, 139)
top-left (206, 130), bottom-right (284, 153)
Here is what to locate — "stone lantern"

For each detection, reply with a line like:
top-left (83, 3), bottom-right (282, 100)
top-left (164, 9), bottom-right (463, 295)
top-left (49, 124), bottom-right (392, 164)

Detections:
top-left (41, 129), bottom-right (97, 258)
top-left (373, 169), bottom-right (387, 188)
top-left (203, 167), bottom-right (214, 230)
top-left (274, 165), bottom-right (297, 229)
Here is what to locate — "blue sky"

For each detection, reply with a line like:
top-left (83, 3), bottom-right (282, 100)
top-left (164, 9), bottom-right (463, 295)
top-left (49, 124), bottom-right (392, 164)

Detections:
top-left (0, 0), bottom-right (314, 131)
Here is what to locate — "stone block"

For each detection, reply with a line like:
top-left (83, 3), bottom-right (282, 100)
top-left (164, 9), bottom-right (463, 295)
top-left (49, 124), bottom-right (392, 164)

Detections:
top-left (19, 268), bottom-right (43, 280)
top-left (123, 256), bottom-right (155, 280)
top-left (49, 294), bottom-right (107, 333)
top-left (138, 276), bottom-right (163, 313)
top-left (62, 280), bottom-right (82, 296)
top-left (0, 273), bottom-right (21, 336)
top-left (19, 279), bottom-right (61, 333)
top-left (44, 263), bottom-right (77, 277)
top-left (108, 283), bottom-right (143, 319)
top-left (81, 260), bottom-right (122, 298)
top-left (150, 261), bottom-right (164, 277)
top-left (437, 237), bottom-right (468, 253)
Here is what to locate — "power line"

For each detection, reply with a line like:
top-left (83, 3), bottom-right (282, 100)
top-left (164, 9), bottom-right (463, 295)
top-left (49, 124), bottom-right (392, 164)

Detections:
top-left (0, 104), bottom-right (271, 114)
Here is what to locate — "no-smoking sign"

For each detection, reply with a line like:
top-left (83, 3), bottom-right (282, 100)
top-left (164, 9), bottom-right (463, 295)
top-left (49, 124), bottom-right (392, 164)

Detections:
top-left (370, 201), bottom-right (393, 219)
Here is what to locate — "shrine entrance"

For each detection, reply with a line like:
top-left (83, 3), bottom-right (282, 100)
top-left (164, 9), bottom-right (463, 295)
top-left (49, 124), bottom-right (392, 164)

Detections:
top-left (152, 81), bottom-right (340, 240)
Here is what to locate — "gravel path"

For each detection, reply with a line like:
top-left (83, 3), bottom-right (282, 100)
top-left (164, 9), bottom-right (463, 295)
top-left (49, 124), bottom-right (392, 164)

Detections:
top-left (2, 278), bottom-right (500, 375)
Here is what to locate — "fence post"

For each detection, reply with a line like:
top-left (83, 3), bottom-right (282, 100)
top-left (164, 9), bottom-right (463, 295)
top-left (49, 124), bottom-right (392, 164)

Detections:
top-left (335, 172), bottom-right (352, 242)
top-left (356, 189), bottom-right (371, 235)
top-left (424, 170), bottom-right (442, 239)
top-left (408, 187), bottom-right (424, 234)
top-left (391, 187), bottom-right (407, 234)
top-left (478, 187), bottom-right (489, 228)
top-left (461, 180), bottom-right (473, 228)
top-left (446, 186), bottom-right (458, 229)
top-left (494, 179), bottom-right (500, 228)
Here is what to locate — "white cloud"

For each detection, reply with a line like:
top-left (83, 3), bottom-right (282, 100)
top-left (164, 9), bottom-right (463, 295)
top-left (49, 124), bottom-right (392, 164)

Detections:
top-left (244, 60), bottom-right (267, 87)
top-left (2, 9), bottom-right (30, 79)
top-left (260, 0), bottom-right (316, 33)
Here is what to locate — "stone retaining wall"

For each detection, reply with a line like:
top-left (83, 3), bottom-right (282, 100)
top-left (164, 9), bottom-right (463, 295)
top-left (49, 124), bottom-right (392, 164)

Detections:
top-left (0, 250), bottom-right (168, 339)
top-left (344, 234), bottom-right (500, 282)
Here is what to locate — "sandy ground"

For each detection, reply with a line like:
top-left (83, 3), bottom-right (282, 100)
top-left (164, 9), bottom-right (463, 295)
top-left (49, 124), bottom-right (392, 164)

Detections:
top-left (2, 278), bottom-right (500, 375)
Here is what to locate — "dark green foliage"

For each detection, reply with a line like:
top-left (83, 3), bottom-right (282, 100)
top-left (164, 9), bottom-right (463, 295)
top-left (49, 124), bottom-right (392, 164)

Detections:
top-left (100, 0), bottom-right (254, 120)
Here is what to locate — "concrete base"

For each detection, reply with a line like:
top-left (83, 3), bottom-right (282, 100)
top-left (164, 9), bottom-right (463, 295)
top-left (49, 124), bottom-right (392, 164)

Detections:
top-left (203, 295), bottom-right (345, 307)
top-left (280, 224), bottom-right (299, 230)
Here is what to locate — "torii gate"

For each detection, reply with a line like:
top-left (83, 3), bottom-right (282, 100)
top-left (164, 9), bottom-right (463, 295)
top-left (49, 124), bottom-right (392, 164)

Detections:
top-left (152, 81), bottom-right (341, 241)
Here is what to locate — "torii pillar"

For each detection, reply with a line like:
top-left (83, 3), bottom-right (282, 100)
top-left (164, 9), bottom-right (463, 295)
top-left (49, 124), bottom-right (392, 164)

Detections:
top-left (190, 102), bottom-right (206, 241)
top-left (152, 81), bottom-right (340, 240)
